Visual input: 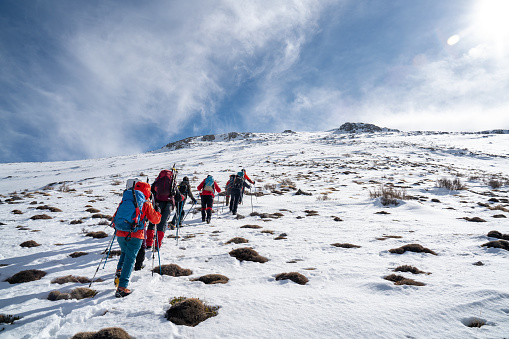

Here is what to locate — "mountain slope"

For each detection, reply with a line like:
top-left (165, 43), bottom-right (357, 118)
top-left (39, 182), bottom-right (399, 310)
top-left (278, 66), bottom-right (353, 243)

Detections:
top-left (0, 131), bottom-right (508, 338)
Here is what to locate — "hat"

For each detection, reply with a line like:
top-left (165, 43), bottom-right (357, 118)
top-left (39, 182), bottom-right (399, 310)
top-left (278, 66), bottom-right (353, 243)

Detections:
top-left (134, 181), bottom-right (151, 199)
top-left (183, 176), bottom-right (189, 182)
top-left (237, 171), bottom-right (244, 177)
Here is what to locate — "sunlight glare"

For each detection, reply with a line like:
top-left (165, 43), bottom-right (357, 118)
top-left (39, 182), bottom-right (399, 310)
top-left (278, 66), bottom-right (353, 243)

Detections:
top-left (475, 0), bottom-right (509, 40)
top-left (447, 35), bottom-right (460, 45)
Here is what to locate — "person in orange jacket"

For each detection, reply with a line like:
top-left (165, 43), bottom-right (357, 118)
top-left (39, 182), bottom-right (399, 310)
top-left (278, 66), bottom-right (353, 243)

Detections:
top-left (197, 175), bottom-right (221, 224)
top-left (241, 168), bottom-right (255, 184)
top-left (113, 181), bottom-right (161, 297)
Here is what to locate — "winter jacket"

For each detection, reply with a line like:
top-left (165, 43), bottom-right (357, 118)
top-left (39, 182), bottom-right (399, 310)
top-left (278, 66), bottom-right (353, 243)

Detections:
top-left (197, 179), bottom-right (222, 198)
top-left (178, 181), bottom-right (196, 202)
top-left (115, 182), bottom-right (162, 240)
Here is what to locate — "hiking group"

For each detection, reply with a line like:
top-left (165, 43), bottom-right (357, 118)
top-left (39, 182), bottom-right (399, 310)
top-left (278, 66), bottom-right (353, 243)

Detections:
top-left (107, 167), bottom-right (254, 297)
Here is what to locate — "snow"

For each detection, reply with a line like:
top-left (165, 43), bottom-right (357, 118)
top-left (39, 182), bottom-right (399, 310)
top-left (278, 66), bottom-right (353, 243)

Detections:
top-left (0, 131), bottom-right (508, 338)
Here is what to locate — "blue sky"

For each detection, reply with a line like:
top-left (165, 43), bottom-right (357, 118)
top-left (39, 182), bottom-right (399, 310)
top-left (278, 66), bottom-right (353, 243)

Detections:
top-left (1, 0), bottom-right (508, 163)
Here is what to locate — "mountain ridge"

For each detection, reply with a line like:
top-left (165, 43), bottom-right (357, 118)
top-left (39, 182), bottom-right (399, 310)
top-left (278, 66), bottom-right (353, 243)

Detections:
top-left (157, 122), bottom-right (509, 152)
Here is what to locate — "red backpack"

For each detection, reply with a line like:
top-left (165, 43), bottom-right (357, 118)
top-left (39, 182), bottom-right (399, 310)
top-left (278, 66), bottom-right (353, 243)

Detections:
top-left (154, 170), bottom-right (175, 201)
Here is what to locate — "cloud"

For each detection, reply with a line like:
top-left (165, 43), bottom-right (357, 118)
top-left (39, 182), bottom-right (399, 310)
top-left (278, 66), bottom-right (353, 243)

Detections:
top-left (3, 0), bottom-right (508, 163)
top-left (358, 41), bottom-right (509, 131)
top-left (0, 0), bottom-right (330, 162)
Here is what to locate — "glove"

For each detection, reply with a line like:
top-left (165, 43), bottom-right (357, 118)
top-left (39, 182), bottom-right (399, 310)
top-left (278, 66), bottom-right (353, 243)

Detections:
top-left (192, 198), bottom-right (197, 204)
top-left (155, 204), bottom-right (161, 213)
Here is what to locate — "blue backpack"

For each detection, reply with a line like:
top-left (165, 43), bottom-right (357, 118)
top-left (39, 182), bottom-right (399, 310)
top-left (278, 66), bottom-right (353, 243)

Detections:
top-left (113, 188), bottom-right (147, 234)
top-left (204, 176), bottom-right (214, 192)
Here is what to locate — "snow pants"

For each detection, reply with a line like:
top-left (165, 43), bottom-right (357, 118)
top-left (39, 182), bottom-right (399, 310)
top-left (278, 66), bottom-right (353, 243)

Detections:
top-left (230, 188), bottom-right (242, 214)
top-left (146, 200), bottom-right (172, 248)
top-left (201, 195), bottom-right (214, 221)
top-left (116, 236), bottom-right (143, 289)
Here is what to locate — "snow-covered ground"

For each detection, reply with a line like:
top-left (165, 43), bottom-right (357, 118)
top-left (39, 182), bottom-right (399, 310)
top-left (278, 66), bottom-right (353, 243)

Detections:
top-left (0, 131), bottom-right (508, 338)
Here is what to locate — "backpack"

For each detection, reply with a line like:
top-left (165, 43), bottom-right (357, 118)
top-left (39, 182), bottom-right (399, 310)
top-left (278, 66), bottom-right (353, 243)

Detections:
top-left (178, 181), bottom-right (188, 196)
top-left (154, 170), bottom-right (175, 201)
top-left (225, 175), bottom-right (236, 190)
top-left (112, 188), bottom-right (147, 234)
top-left (232, 175), bottom-right (244, 189)
top-left (204, 176), bottom-right (214, 192)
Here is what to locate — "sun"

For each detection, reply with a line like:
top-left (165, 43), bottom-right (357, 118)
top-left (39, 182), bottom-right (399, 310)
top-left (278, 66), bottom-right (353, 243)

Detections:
top-left (474, 0), bottom-right (509, 42)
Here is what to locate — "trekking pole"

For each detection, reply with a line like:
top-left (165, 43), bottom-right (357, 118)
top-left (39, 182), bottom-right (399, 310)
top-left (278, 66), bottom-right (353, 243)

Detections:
top-left (250, 187), bottom-right (254, 213)
top-left (181, 201), bottom-right (196, 223)
top-left (175, 199), bottom-right (185, 243)
top-left (216, 194), bottom-right (219, 216)
top-left (156, 233), bottom-right (162, 275)
top-left (152, 229), bottom-right (162, 276)
top-left (89, 232), bottom-right (116, 288)
top-left (151, 233), bottom-right (156, 276)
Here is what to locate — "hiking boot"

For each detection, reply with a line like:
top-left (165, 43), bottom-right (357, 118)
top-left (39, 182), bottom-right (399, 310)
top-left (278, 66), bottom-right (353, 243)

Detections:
top-left (134, 265), bottom-right (144, 271)
top-left (114, 270), bottom-right (121, 287)
top-left (115, 287), bottom-right (132, 298)
top-left (206, 218), bottom-right (211, 224)
top-left (168, 223), bottom-right (175, 230)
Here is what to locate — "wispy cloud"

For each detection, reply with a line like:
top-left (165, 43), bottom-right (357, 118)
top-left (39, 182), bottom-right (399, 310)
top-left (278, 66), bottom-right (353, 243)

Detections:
top-left (359, 41), bottom-right (509, 131)
top-left (1, 0), bottom-right (508, 163)
top-left (0, 0), bottom-right (330, 162)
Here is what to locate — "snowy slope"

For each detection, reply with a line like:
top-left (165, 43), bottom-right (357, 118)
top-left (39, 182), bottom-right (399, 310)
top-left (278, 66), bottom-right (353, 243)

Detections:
top-left (1, 131), bottom-right (508, 338)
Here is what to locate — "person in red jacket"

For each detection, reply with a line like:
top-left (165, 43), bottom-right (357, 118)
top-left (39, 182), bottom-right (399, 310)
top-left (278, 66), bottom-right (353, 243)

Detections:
top-left (114, 181), bottom-right (161, 297)
top-left (197, 175), bottom-right (221, 224)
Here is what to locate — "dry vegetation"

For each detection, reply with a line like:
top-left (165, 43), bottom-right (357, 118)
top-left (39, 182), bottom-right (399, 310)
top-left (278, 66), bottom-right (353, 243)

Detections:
top-left (384, 274), bottom-right (425, 286)
top-left (71, 327), bottom-right (132, 339)
top-left (5, 269), bottom-right (47, 284)
top-left (153, 264), bottom-right (193, 277)
top-left (389, 244), bottom-right (437, 255)
top-left (51, 275), bottom-right (92, 284)
top-left (229, 247), bottom-right (268, 263)
top-left (191, 274), bottom-right (229, 284)
top-left (436, 177), bottom-right (466, 191)
top-left (165, 297), bottom-right (219, 327)
top-left (331, 243), bottom-right (361, 248)
top-left (369, 185), bottom-right (408, 206)
top-left (275, 272), bottom-right (309, 285)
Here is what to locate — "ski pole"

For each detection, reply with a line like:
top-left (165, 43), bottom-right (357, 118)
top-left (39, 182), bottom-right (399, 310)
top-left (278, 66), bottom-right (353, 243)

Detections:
top-left (181, 201), bottom-right (196, 223)
top-left (90, 232), bottom-right (116, 287)
top-left (175, 198), bottom-right (185, 242)
top-left (152, 231), bottom-right (156, 276)
top-left (177, 201), bottom-right (194, 225)
top-left (250, 187), bottom-right (254, 213)
top-left (156, 233), bottom-right (162, 275)
top-left (152, 228), bottom-right (162, 276)
top-left (102, 232), bottom-right (116, 269)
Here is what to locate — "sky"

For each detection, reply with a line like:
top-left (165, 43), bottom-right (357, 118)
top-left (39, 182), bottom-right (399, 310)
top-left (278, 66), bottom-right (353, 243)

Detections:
top-left (1, 0), bottom-right (508, 163)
